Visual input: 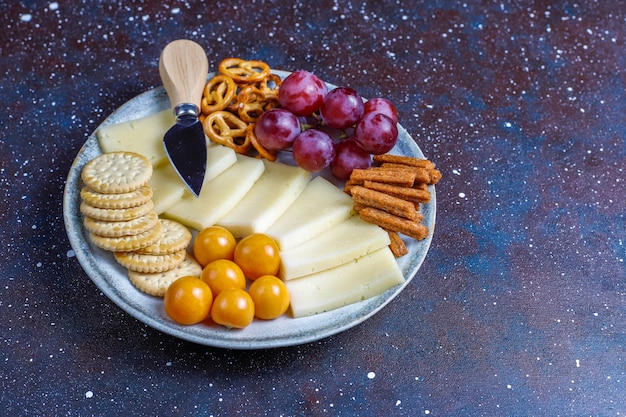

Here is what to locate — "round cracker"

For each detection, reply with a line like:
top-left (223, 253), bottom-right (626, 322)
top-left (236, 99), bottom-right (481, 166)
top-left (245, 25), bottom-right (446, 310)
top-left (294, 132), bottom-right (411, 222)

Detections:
top-left (127, 255), bottom-right (203, 297)
top-left (81, 151), bottom-right (153, 194)
top-left (114, 249), bottom-right (186, 273)
top-left (80, 200), bottom-right (155, 221)
top-left (80, 185), bottom-right (153, 209)
top-left (84, 211), bottom-right (159, 237)
top-left (135, 219), bottom-right (192, 255)
top-left (89, 220), bottom-right (162, 252)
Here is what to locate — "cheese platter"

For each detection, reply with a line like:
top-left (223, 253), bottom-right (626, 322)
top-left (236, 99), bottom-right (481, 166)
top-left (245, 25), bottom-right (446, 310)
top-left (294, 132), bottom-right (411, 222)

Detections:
top-left (63, 70), bottom-right (436, 349)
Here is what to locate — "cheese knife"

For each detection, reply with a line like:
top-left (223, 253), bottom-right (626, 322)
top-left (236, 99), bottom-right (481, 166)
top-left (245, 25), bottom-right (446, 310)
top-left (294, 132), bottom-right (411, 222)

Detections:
top-left (158, 39), bottom-right (208, 197)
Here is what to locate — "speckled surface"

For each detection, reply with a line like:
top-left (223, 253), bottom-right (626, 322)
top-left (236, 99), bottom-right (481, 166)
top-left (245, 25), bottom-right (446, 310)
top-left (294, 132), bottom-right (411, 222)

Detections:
top-left (1, 1), bottom-right (625, 416)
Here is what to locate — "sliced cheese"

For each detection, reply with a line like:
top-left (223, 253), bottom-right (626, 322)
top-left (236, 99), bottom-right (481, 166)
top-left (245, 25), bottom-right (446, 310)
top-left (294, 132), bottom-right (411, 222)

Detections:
top-left (203, 144), bottom-right (238, 184)
top-left (280, 216), bottom-right (391, 280)
top-left (163, 154), bottom-right (265, 231)
top-left (216, 160), bottom-right (311, 237)
top-left (285, 247), bottom-right (405, 318)
top-left (97, 109), bottom-right (174, 166)
top-left (264, 176), bottom-right (354, 250)
top-left (149, 144), bottom-right (237, 214)
top-left (149, 163), bottom-right (187, 214)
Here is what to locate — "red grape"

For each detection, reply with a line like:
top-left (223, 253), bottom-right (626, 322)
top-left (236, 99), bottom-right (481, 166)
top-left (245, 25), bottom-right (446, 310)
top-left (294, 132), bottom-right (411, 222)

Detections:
top-left (292, 129), bottom-right (335, 172)
top-left (363, 98), bottom-right (398, 123)
top-left (330, 139), bottom-right (372, 180)
top-left (319, 87), bottom-right (364, 129)
top-left (278, 70), bottom-right (328, 116)
top-left (254, 108), bottom-right (301, 151)
top-left (353, 113), bottom-right (398, 155)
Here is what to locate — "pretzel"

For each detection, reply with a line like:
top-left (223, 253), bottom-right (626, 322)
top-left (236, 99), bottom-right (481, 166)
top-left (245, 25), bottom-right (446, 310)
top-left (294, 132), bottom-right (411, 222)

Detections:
top-left (235, 85), bottom-right (269, 122)
top-left (254, 73), bottom-right (282, 98)
top-left (201, 74), bottom-right (237, 114)
top-left (202, 111), bottom-right (251, 154)
top-left (246, 123), bottom-right (277, 161)
top-left (218, 58), bottom-right (271, 84)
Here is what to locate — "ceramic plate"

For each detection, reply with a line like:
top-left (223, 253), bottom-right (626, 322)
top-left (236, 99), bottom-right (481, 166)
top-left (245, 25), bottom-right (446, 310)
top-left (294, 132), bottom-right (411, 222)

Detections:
top-left (63, 70), bottom-right (436, 349)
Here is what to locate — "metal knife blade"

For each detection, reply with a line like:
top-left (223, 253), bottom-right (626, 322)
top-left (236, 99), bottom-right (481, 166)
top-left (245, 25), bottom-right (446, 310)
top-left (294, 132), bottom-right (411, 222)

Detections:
top-left (158, 39), bottom-right (209, 197)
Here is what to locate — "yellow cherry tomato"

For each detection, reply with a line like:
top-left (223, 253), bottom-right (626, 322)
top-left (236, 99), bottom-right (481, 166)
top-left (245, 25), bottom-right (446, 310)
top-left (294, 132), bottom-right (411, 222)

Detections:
top-left (210, 288), bottom-right (255, 329)
top-left (248, 275), bottom-right (290, 320)
top-left (201, 259), bottom-right (246, 297)
top-left (163, 276), bottom-right (213, 325)
top-left (193, 226), bottom-right (237, 267)
top-left (233, 233), bottom-right (280, 280)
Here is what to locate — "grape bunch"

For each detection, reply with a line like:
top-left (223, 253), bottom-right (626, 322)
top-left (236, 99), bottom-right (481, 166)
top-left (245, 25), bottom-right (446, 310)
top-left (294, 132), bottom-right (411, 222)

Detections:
top-left (253, 70), bottom-right (399, 180)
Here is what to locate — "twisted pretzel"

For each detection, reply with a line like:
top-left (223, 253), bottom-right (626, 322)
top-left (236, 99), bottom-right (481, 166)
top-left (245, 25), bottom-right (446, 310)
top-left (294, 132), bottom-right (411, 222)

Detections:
top-left (236, 85), bottom-right (281, 123)
top-left (255, 73), bottom-right (282, 98)
top-left (247, 123), bottom-right (277, 162)
top-left (201, 74), bottom-right (237, 114)
top-left (218, 58), bottom-right (271, 84)
top-left (202, 111), bottom-right (251, 154)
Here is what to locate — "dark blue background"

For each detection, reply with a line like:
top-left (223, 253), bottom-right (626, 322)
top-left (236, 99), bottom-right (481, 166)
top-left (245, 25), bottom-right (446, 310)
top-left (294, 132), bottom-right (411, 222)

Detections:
top-left (1, 1), bottom-right (624, 416)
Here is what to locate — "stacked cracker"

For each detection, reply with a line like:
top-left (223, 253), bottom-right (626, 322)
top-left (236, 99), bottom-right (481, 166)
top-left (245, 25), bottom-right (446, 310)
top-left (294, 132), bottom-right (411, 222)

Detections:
top-left (80, 151), bottom-right (200, 296)
top-left (344, 154), bottom-right (442, 257)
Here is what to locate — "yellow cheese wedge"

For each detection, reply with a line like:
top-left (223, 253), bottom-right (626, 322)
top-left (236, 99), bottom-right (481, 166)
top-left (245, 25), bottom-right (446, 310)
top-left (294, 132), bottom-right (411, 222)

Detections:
top-left (264, 176), bottom-right (354, 250)
top-left (163, 154), bottom-right (265, 231)
top-left (216, 160), bottom-right (311, 237)
top-left (285, 247), bottom-right (405, 318)
top-left (148, 144), bottom-right (237, 214)
top-left (97, 109), bottom-right (174, 166)
top-left (280, 216), bottom-right (391, 280)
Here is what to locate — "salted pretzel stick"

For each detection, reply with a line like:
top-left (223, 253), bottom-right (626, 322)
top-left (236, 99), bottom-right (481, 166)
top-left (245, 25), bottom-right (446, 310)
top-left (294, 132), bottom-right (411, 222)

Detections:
top-left (350, 186), bottom-right (421, 221)
top-left (363, 180), bottom-right (431, 204)
top-left (373, 154), bottom-right (435, 170)
top-left (385, 229), bottom-right (408, 257)
top-left (349, 167), bottom-right (416, 187)
top-left (359, 207), bottom-right (429, 241)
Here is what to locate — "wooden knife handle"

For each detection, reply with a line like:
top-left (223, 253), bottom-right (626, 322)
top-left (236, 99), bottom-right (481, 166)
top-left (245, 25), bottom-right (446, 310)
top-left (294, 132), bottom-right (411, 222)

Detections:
top-left (158, 39), bottom-right (208, 110)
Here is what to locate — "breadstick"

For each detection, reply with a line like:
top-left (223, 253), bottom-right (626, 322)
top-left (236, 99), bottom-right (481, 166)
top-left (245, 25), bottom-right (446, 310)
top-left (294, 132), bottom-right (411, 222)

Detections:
top-left (386, 229), bottom-right (408, 257)
top-left (362, 180), bottom-right (431, 204)
top-left (350, 167), bottom-right (416, 187)
top-left (350, 186), bottom-right (421, 221)
top-left (359, 207), bottom-right (429, 241)
top-left (373, 154), bottom-right (435, 169)
top-left (414, 182), bottom-right (428, 191)
top-left (379, 163), bottom-right (431, 184)
top-left (428, 168), bottom-right (442, 185)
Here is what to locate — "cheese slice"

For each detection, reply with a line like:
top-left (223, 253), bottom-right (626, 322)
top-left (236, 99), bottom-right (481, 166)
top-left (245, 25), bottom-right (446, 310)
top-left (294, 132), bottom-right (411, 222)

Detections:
top-left (149, 144), bottom-right (237, 214)
top-left (163, 154), bottom-right (265, 230)
top-left (280, 216), bottom-right (391, 280)
top-left (148, 163), bottom-right (187, 214)
top-left (264, 176), bottom-right (354, 250)
top-left (216, 160), bottom-right (311, 237)
top-left (285, 247), bottom-right (405, 318)
top-left (202, 144), bottom-right (238, 184)
top-left (97, 109), bottom-right (174, 166)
